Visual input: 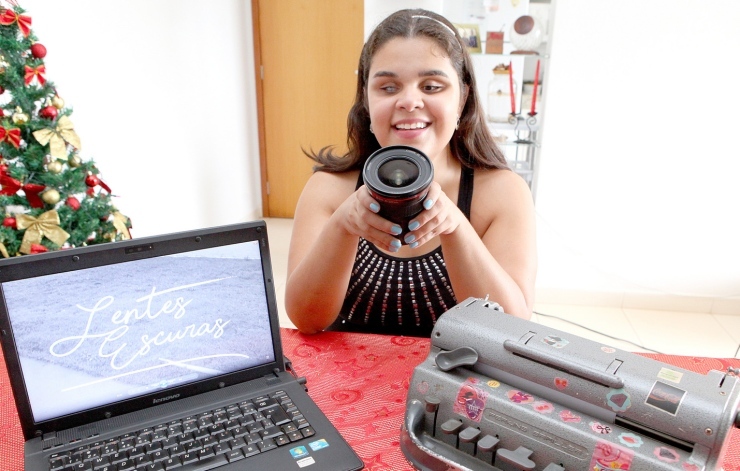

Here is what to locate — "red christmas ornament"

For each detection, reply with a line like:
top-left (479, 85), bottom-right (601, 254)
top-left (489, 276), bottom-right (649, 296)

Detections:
top-left (2, 217), bottom-right (16, 229)
top-left (0, 85), bottom-right (4, 95)
top-left (30, 244), bottom-right (48, 254)
top-left (65, 196), bottom-right (81, 210)
top-left (39, 105), bottom-right (58, 120)
top-left (85, 173), bottom-right (112, 193)
top-left (30, 43), bottom-right (47, 59)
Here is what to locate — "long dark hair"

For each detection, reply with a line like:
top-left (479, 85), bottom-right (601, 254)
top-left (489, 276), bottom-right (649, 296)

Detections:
top-left (308, 9), bottom-right (508, 173)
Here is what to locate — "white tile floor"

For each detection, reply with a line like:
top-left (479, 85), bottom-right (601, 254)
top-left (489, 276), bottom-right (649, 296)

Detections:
top-left (263, 218), bottom-right (740, 359)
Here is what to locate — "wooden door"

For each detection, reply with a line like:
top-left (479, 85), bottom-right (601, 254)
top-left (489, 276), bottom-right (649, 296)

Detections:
top-left (253, 0), bottom-right (364, 218)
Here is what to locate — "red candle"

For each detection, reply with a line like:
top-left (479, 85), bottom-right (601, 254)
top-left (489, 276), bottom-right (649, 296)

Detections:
top-left (530, 59), bottom-right (540, 115)
top-left (508, 61), bottom-right (515, 115)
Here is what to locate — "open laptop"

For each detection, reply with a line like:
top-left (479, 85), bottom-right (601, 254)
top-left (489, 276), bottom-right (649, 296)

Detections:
top-left (0, 221), bottom-right (364, 471)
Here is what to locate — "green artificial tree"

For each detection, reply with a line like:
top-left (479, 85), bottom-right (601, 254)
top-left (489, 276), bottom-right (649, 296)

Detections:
top-left (0, 1), bottom-right (130, 257)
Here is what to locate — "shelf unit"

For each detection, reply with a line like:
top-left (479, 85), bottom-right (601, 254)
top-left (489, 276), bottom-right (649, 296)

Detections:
top-left (446, 0), bottom-right (555, 200)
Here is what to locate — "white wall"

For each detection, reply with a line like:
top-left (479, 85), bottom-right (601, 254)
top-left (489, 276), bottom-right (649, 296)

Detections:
top-left (536, 0), bottom-right (740, 309)
top-left (16, 1), bottom-right (740, 311)
top-left (19, 0), bottom-right (262, 237)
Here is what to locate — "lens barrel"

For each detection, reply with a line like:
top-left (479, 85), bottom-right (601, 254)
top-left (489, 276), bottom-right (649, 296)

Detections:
top-left (363, 146), bottom-right (434, 241)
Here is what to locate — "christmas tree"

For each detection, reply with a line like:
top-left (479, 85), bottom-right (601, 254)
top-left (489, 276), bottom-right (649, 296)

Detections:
top-left (0, 1), bottom-right (130, 257)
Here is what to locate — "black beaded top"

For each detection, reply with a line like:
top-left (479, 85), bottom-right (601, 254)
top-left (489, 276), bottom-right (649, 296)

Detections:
top-left (328, 167), bottom-right (474, 337)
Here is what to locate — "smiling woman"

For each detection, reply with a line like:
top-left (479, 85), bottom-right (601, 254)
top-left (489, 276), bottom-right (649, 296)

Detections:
top-left (284, 9), bottom-right (537, 337)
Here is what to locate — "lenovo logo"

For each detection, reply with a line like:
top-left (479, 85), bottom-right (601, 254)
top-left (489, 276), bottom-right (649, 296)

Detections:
top-left (153, 394), bottom-right (180, 405)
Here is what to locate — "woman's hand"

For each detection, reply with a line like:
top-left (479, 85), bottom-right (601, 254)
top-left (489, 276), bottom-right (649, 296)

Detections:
top-left (336, 185), bottom-right (408, 252)
top-left (401, 181), bottom-right (465, 249)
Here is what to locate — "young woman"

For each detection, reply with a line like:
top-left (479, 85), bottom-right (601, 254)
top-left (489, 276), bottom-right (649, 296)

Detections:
top-left (285, 9), bottom-right (536, 336)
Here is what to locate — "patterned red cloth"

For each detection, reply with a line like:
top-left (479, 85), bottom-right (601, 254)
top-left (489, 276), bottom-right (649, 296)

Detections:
top-left (0, 328), bottom-right (738, 470)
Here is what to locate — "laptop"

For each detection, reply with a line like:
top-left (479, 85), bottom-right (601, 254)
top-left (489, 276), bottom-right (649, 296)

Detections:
top-left (0, 221), bottom-right (364, 471)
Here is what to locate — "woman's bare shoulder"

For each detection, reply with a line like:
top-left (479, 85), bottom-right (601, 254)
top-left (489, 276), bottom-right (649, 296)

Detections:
top-left (470, 168), bottom-right (534, 228)
top-left (298, 170), bottom-right (361, 212)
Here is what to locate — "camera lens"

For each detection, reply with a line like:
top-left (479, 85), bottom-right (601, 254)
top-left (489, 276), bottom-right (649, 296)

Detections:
top-left (363, 146), bottom-right (433, 242)
top-left (378, 160), bottom-right (419, 188)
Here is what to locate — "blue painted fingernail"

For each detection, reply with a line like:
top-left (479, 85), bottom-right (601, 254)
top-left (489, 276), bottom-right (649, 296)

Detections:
top-left (404, 233), bottom-right (416, 244)
top-left (369, 202), bottom-right (380, 213)
top-left (390, 224), bottom-right (402, 235)
top-left (390, 239), bottom-right (402, 249)
top-left (408, 220), bottom-right (420, 231)
top-left (423, 199), bottom-right (435, 210)
top-left (409, 241), bottom-right (419, 249)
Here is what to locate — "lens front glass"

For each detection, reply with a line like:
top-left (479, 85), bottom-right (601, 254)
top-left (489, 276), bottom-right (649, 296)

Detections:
top-left (377, 159), bottom-right (419, 188)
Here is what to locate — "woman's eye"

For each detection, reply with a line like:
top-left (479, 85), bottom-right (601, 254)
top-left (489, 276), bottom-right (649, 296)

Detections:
top-left (380, 85), bottom-right (398, 93)
top-left (423, 84), bottom-right (444, 92)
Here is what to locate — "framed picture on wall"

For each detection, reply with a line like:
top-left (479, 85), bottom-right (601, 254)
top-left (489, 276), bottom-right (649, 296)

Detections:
top-left (454, 24), bottom-right (482, 53)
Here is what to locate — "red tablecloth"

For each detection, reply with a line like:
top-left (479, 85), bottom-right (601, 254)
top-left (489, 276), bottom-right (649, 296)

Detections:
top-left (1, 328), bottom-right (739, 470)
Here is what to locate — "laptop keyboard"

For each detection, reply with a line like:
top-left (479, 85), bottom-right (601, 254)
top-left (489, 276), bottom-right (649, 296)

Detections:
top-left (48, 390), bottom-right (314, 471)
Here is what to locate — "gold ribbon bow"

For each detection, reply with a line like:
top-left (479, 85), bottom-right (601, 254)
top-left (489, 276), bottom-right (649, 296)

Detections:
top-left (32, 116), bottom-right (82, 159)
top-left (112, 211), bottom-right (132, 240)
top-left (15, 210), bottom-right (70, 255)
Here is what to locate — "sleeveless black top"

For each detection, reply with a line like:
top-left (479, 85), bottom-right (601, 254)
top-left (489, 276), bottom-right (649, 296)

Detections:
top-left (327, 167), bottom-right (474, 337)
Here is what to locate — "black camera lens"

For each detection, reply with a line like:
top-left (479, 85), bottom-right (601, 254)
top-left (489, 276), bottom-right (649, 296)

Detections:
top-left (363, 146), bottom-right (433, 242)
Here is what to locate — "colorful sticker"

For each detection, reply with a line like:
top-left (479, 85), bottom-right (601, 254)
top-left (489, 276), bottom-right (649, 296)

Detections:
top-left (606, 388), bottom-right (632, 412)
top-left (532, 401), bottom-right (554, 414)
top-left (590, 422), bottom-right (612, 435)
top-left (487, 380), bottom-right (501, 388)
top-left (507, 390), bottom-right (534, 404)
top-left (682, 461), bottom-right (701, 471)
top-left (559, 410), bottom-right (582, 423)
top-left (554, 377), bottom-right (569, 390)
top-left (654, 446), bottom-right (680, 463)
top-left (309, 439), bottom-right (329, 451)
top-left (454, 378), bottom-right (488, 422)
top-left (619, 433), bottom-right (644, 448)
top-left (657, 368), bottom-right (684, 384)
top-left (543, 335), bottom-right (569, 349)
top-left (590, 439), bottom-right (634, 470)
top-left (601, 346), bottom-right (616, 354)
top-left (290, 446), bottom-right (309, 459)
top-left (417, 381), bottom-right (430, 394)
top-left (646, 381), bottom-right (686, 415)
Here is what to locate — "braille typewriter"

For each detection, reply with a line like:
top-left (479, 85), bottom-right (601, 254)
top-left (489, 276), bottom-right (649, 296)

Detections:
top-left (401, 298), bottom-right (740, 470)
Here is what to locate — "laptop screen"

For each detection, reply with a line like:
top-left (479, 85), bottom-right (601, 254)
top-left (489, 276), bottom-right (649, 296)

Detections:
top-left (1, 240), bottom-right (276, 424)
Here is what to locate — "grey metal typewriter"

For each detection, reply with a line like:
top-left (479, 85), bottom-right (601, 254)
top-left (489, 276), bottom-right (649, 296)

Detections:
top-left (401, 298), bottom-right (740, 470)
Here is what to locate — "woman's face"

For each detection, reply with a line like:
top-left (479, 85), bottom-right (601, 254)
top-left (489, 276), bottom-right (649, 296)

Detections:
top-left (366, 36), bottom-right (464, 162)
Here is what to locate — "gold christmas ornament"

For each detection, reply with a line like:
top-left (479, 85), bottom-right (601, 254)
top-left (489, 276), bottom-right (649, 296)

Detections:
top-left (68, 154), bottom-right (82, 167)
top-left (41, 188), bottom-right (61, 205)
top-left (12, 107), bottom-right (29, 125)
top-left (47, 160), bottom-right (63, 174)
top-left (0, 54), bottom-right (7, 73)
top-left (52, 95), bottom-right (65, 109)
top-left (15, 210), bottom-right (70, 254)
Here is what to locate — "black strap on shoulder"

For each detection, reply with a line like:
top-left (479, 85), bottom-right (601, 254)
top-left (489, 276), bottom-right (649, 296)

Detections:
top-left (457, 166), bottom-right (474, 219)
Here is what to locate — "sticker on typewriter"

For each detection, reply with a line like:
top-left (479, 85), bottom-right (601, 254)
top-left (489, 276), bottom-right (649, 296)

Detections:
top-left (454, 378), bottom-right (488, 422)
top-left (657, 367), bottom-right (684, 384)
top-left (606, 388), bottom-right (632, 412)
top-left (559, 410), bottom-right (582, 423)
top-left (590, 439), bottom-right (634, 470)
top-left (645, 381), bottom-right (686, 415)
top-left (589, 421), bottom-right (612, 434)
top-left (542, 335), bottom-right (569, 349)
top-left (654, 446), bottom-right (680, 463)
top-left (554, 377), bottom-right (569, 390)
top-left (618, 432), bottom-right (644, 448)
top-left (506, 390), bottom-right (534, 404)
